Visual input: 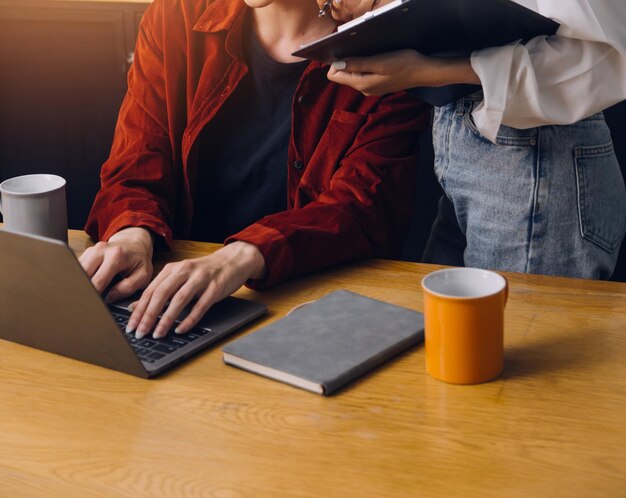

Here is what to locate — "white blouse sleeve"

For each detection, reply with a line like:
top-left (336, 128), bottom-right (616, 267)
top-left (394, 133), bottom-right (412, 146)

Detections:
top-left (470, 0), bottom-right (626, 143)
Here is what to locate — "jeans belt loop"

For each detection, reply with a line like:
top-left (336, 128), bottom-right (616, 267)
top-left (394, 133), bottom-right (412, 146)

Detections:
top-left (455, 97), bottom-right (465, 116)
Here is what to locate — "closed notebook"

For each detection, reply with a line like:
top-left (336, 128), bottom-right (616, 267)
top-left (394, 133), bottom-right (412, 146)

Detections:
top-left (222, 290), bottom-right (424, 395)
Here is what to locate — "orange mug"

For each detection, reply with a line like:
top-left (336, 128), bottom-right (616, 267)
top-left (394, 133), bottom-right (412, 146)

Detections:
top-left (421, 268), bottom-right (508, 384)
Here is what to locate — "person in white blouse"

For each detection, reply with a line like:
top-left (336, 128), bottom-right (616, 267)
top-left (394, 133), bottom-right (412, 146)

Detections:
top-left (322, 0), bottom-right (626, 279)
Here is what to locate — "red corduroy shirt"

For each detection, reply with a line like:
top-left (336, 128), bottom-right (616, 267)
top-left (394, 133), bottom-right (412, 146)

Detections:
top-left (85, 0), bottom-right (431, 288)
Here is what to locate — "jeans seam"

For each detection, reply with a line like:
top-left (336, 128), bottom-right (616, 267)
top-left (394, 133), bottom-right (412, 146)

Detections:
top-left (526, 128), bottom-right (541, 273)
top-left (574, 142), bottom-right (614, 157)
top-left (439, 107), bottom-right (454, 189)
top-left (574, 150), bottom-right (586, 240)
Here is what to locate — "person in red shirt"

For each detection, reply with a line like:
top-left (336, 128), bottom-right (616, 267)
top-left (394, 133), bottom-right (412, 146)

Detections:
top-left (80, 0), bottom-right (430, 339)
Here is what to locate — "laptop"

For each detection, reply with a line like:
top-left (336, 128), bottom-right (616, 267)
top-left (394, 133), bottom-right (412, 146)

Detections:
top-left (0, 229), bottom-right (268, 378)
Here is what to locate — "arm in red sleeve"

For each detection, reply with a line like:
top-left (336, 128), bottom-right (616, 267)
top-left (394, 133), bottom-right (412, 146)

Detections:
top-left (228, 91), bottom-right (430, 288)
top-left (84, 2), bottom-right (178, 247)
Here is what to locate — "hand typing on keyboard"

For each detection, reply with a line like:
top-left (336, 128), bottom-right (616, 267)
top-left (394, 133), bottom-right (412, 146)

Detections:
top-left (111, 311), bottom-right (213, 363)
top-left (80, 228), bottom-right (265, 340)
top-left (126, 241), bottom-right (265, 340)
top-left (80, 227), bottom-right (154, 304)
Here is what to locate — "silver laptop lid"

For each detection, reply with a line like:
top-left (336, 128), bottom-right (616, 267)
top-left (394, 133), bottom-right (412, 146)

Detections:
top-left (0, 229), bottom-right (148, 377)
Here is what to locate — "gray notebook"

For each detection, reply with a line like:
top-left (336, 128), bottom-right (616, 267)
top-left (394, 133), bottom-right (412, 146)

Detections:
top-left (222, 290), bottom-right (424, 395)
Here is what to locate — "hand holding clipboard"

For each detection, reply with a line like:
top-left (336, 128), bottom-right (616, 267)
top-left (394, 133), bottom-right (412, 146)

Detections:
top-left (301, 0), bottom-right (559, 105)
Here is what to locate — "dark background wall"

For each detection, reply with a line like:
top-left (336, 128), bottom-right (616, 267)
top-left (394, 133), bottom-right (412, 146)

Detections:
top-left (0, 0), bottom-right (143, 229)
top-left (1, 0), bottom-right (624, 281)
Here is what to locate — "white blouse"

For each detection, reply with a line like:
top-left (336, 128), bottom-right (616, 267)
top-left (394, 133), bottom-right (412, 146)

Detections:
top-left (470, 0), bottom-right (626, 142)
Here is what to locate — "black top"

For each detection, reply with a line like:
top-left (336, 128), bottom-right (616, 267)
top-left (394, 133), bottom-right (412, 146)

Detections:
top-left (190, 19), bottom-right (309, 242)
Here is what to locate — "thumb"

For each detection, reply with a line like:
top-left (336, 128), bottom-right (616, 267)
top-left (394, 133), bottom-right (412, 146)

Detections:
top-left (331, 56), bottom-right (382, 74)
top-left (331, 57), bottom-right (367, 73)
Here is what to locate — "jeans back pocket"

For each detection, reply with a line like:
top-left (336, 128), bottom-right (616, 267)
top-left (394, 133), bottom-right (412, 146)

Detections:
top-left (575, 142), bottom-right (626, 253)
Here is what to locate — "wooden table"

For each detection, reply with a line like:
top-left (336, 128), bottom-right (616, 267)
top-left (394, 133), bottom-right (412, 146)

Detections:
top-left (1, 230), bottom-right (625, 497)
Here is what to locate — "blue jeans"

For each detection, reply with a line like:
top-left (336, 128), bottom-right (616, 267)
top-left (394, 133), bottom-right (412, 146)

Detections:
top-left (423, 93), bottom-right (626, 279)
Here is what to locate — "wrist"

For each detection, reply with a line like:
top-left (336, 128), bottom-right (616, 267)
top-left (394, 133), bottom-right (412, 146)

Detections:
top-left (415, 56), bottom-right (481, 87)
top-left (222, 241), bottom-right (267, 280)
top-left (109, 227), bottom-right (154, 252)
top-left (446, 57), bottom-right (481, 85)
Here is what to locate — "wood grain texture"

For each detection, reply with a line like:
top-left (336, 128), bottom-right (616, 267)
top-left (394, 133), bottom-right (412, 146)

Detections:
top-left (1, 230), bottom-right (625, 497)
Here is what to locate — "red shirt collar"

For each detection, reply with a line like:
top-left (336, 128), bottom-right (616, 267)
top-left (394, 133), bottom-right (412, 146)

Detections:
top-left (194, 0), bottom-right (324, 71)
top-left (193, 0), bottom-right (245, 33)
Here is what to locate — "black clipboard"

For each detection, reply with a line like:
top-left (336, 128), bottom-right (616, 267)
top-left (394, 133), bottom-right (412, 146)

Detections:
top-left (293, 0), bottom-right (559, 106)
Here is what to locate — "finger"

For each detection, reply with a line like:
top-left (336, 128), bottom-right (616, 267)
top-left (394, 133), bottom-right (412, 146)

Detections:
top-left (102, 273), bottom-right (124, 303)
top-left (152, 280), bottom-right (199, 339)
top-left (328, 69), bottom-right (386, 94)
top-left (126, 290), bottom-right (150, 334)
top-left (327, 65), bottom-right (354, 82)
top-left (105, 266), bottom-right (152, 303)
top-left (134, 272), bottom-right (186, 338)
top-left (126, 263), bottom-right (173, 332)
top-left (331, 57), bottom-right (385, 74)
top-left (175, 286), bottom-right (220, 335)
top-left (78, 244), bottom-right (105, 278)
top-left (91, 255), bottom-right (126, 294)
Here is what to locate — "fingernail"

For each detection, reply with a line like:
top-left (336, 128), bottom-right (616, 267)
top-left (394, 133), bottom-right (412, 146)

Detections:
top-left (174, 326), bottom-right (183, 335)
top-left (125, 324), bottom-right (135, 334)
top-left (334, 0), bottom-right (341, 4)
top-left (331, 61), bottom-right (347, 70)
top-left (135, 328), bottom-right (147, 340)
top-left (128, 303), bottom-right (135, 312)
top-left (153, 327), bottom-right (165, 339)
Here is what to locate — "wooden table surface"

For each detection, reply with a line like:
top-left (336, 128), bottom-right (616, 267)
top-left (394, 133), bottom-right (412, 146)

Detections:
top-left (1, 230), bottom-right (625, 497)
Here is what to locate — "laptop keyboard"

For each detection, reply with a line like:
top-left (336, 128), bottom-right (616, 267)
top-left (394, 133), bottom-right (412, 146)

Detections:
top-left (110, 312), bottom-right (214, 363)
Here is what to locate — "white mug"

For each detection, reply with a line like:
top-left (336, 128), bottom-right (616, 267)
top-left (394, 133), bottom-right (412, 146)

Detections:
top-left (0, 174), bottom-right (68, 243)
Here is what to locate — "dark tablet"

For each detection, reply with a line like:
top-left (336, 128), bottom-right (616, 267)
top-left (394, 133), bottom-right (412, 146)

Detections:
top-left (293, 0), bottom-right (559, 62)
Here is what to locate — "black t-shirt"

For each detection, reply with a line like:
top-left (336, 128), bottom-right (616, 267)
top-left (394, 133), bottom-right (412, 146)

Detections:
top-left (190, 20), bottom-right (309, 242)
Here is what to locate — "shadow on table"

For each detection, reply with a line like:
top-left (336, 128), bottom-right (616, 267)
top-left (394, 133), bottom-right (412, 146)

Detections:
top-left (501, 327), bottom-right (605, 380)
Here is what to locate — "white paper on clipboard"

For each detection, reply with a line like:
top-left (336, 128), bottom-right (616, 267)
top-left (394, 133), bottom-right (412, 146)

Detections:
top-left (337, 0), bottom-right (404, 32)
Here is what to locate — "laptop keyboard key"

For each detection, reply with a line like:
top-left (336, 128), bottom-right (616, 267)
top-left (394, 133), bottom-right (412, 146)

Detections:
top-left (152, 344), bottom-right (176, 354)
top-left (112, 308), bottom-right (231, 365)
top-left (160, 337), bottom-right (188, 348)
